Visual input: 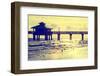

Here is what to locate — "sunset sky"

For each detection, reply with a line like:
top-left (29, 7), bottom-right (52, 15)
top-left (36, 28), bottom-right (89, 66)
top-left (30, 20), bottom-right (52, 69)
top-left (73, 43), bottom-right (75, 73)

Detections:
top-left (28, 15), bottom-right (88, 31)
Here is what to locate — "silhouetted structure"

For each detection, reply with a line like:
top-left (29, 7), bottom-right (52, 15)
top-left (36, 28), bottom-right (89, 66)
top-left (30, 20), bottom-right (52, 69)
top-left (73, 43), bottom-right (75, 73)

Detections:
top-left (31, 22), bottom-right (53, 40)
top-left (29, 22), bottom-right (88, 41)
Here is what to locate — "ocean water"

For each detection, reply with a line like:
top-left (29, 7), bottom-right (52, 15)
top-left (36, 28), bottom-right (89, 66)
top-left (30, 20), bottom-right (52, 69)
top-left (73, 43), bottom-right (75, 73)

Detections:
top-left (28, 35), bottom-right (88, 60)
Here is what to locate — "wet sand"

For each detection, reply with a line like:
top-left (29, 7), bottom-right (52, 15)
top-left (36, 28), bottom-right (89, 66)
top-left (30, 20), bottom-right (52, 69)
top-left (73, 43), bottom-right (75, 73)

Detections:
top-left (28, 39), bottom-right (88, 60)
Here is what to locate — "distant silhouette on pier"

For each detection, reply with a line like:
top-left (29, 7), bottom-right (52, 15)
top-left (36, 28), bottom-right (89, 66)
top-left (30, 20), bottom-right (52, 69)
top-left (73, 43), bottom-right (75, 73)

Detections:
top-left (29, 22), bottom-right (88, 41)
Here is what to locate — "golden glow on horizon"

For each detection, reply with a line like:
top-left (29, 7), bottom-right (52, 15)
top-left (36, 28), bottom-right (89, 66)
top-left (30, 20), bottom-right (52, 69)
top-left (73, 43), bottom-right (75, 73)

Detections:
top-left (28, 15), bottom-right (88, 31)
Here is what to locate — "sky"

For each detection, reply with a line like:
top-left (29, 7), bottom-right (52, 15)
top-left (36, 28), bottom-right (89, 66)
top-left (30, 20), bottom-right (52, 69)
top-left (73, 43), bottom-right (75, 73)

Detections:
top-left (28, 15), bottom-right (88, 31)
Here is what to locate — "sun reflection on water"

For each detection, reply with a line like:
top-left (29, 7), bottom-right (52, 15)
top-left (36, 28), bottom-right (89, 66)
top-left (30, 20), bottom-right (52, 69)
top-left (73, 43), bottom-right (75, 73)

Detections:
top-left (28, 35), bottom-right (88, 60)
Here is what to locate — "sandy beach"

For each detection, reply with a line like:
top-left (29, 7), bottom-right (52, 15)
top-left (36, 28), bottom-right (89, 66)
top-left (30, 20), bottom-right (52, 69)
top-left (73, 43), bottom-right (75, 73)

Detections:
top-left (28, 39), bottom-right (88, 60)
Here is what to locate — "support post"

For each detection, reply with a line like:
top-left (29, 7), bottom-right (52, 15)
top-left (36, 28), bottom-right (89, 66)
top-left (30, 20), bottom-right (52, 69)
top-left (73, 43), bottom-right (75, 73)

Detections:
top-left (81, 34), bottom-right (84, 40)
top-left (33, 34), bottom-right (35, 40)
top-left (51, 35), bottom-right (52, 40)
top-left (57, 33), bottom-right (60, 40)
top-left (45, 35), bottom-right (48, 40)
top-left (38, 35), bottom-right (40, 40)
top-left (48, 35), bottom-right (50, 40)
top-left (69, 34), bottom-right (72, 40)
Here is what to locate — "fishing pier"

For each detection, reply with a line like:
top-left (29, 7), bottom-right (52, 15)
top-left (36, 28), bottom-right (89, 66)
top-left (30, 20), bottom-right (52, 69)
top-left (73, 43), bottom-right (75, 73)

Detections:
top-left (28, 22), bottom-right (88, 41)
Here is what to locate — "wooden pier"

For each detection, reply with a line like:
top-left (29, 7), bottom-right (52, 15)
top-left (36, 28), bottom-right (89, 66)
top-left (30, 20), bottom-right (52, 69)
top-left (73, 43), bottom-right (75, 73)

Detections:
top-left (28, 31), bottom-right (88, 40)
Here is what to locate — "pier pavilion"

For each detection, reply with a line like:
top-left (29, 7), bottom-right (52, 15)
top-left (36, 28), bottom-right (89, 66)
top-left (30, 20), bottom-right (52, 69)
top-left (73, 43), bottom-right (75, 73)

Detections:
top-left (31, 22), bottom-right (53, 40)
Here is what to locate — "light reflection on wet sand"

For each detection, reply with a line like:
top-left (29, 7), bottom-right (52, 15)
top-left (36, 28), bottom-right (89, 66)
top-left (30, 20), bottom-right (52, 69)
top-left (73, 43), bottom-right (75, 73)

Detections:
top-left (28, 39), bottom-right (88, 60)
